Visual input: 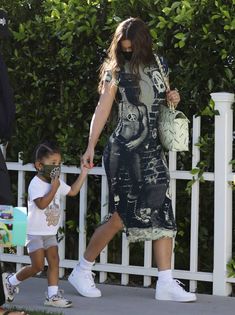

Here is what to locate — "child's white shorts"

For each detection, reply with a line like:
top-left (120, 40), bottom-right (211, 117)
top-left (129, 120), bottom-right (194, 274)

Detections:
top-left (26, 234), bottom-right (58, 254)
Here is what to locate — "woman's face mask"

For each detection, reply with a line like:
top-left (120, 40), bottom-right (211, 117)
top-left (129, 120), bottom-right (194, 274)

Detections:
top-left (122, 51), bottom-right (133, 61)
top-left (38, 165), bottom-right (61, 182)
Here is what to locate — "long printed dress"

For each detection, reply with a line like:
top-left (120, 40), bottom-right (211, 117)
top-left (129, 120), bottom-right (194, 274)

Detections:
top-left (103, 58), bottom-right (177, 243)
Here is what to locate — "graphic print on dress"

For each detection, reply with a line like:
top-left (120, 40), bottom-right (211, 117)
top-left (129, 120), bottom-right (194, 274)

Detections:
top-left (108, 72), bottom-right (150, 218)
top-left (129, 66), bottom-right (175, 229)
top-left (104, 65), bottom-right (176, 236)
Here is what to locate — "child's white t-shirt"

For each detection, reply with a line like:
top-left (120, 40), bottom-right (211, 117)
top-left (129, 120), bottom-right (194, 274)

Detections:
top-left (27, 175), bottom-right (71, 235)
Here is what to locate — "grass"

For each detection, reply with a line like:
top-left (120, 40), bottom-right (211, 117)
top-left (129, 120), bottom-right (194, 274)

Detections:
top-left (28, 312), bottom-right (63, 315)
top-left (6, 310), bottom-right (63, 315)
top-left (26, 312), bottom-right (63, 315)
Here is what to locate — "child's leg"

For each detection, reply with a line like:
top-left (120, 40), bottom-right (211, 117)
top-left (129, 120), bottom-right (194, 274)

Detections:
top-left (3, 236), bottom-right (45, 302)
top-left (44, 242), bottom-right (72, 308)
top-left (44, 235), bottom-right (59, 297)
top-left (15, 248), bottom-right (45, 282)
top-left (12, 235), bottom-right (46, 283)
top-left (45, 246), bottom-right (59, 288)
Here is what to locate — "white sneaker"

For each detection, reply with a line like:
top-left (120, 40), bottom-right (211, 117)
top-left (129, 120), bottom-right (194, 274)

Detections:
top-left (68, 267), bottom-right (101, 298)
top-left (44, 290), bottom-right (72, 308)
top-left (2, 273), bottom-right (19, 302)
top-left (155, 279), bottom-right (197, 302)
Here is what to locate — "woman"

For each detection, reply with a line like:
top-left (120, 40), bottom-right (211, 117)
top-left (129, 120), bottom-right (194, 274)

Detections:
top-left (69, 17), bottom-right (196, 302)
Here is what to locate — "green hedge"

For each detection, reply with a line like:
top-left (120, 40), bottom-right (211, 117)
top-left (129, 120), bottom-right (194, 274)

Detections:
top-left (1, 0), bottom-right (234, 163)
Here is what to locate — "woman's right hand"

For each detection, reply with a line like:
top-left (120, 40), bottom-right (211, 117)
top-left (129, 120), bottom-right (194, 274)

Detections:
top-left (81, 145), bottom-right (94, 169)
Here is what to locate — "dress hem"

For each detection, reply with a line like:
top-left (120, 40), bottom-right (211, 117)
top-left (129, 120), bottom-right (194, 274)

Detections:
top-left (126, 227), bottom-right (177, 243)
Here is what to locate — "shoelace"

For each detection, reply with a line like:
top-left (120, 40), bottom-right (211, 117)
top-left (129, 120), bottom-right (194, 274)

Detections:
top-left (50, 290), bottom-right (71, 304)
top-left (84, 271), bottom-right (96, 288)
top-left (46, 289), bottom-right (65, 300)
top-left (54, 289), bottom-right (65, 299)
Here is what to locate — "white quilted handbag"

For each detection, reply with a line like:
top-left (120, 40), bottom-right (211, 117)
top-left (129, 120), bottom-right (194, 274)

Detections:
top-left (158, 104), bottom-right (189, 151)
top-left (155, 54), bottom-right (189, 152)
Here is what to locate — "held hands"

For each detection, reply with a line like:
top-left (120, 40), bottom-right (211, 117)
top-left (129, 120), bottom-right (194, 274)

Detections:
top-left (81, 145), bottom-right (94, 169)
top-left (166, 89), bottom-right (180, 108)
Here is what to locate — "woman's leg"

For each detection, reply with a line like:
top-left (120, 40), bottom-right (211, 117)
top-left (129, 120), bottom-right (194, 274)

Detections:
top-left (84, 211), bottom-right (123, 262)
top-left (153, 237), bottom-right (196, 302)
top-left (69, 211), bottom-right (123, 297)
top-left (153, 237), bottom-right (172, 271)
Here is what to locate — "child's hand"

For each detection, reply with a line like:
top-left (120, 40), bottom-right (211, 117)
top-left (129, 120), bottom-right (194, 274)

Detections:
top-left (81, 163), bottom-right (90, 175)
top-left (51, 176), bottom-right (60, 191)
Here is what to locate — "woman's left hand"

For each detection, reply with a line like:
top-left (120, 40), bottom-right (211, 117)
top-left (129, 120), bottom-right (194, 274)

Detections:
top-left (125, 139), bottom-right (140, 151)
top-left (166, 89), bottom-right (180, 108)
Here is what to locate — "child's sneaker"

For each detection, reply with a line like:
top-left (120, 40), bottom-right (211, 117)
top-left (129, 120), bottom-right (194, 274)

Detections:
top-left (2, 273), bottom-right (19, 302)
top-left (155, 279), bottom-right (197, 302)
top-left (44, 290), bottom-right (72, 308)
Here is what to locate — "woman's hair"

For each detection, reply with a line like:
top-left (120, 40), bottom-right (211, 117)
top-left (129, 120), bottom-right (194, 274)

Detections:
top-left (33, 140), bottom-right (61, 163)
top-left (98, 17), bottom-right (155, 92)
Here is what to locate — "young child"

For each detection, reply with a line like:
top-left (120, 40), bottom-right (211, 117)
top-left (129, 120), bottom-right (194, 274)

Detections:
top-left (2, 140), bottom-right (88, 308)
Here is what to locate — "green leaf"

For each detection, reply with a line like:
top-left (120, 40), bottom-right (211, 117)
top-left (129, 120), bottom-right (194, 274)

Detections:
top-left (190, 168), bottom-right (199, 175)
top-left (225, 68), bottom-right (233, 81)
top-left (174, 32), bottom-right (186, 40)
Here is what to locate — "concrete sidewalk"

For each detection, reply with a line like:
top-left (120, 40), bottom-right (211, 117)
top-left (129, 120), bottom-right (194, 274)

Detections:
top-left (5, 277), bottom-right (235, 315)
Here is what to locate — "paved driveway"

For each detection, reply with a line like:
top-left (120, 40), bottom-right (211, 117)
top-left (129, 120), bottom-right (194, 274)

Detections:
top-left (4, 277), bottom-right (235, 315)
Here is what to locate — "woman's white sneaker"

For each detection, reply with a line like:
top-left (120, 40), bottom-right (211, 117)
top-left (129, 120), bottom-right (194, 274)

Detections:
top-left (155, 279), bottom-right (197, 302)
top-left (68, 267), bottom-right (101, 298)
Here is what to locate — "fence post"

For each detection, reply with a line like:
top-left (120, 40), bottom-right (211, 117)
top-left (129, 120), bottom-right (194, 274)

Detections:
top-left (99, 167), bottom-right (109, 283)
top-left (79, 177), bottom-right (88, 260)
top-left (58, 172), bottom-right (66, 278)
top-left (211, 92), bottom-right (234, 296)
top-left (189, 116), bottom-right (201, 293)
top-left (16, 153), bottom-right (25, 271)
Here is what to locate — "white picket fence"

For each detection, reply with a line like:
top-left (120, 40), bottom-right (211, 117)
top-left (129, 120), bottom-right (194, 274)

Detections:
top-left (0, 92), bottom-right (234, 296)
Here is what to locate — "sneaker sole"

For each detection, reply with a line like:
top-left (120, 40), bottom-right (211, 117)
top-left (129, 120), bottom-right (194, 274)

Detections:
top-left (68, 273), bottom-right (102, 298)
top-left (155, 293), bottom-right (197, 302)
top-left (44, 301), bottom-right (72, 308)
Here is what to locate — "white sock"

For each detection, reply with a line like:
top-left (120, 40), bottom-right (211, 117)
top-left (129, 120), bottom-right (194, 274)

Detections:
top-left (8, 274), bottom-right (21, 286)
top-left (77, 256), bottom-right (94, 271)
top-left (48, 285), bottom-right (58, 298)
top-left (157, 269), bottom-right (173, 285)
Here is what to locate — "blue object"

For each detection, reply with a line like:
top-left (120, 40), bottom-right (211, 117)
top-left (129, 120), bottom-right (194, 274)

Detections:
top-left (12, 207), bottom-right (27, 246)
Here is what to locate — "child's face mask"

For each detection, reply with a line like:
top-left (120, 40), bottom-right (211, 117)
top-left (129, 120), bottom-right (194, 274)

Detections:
top-left (38, 165), bottom-right (61, 183)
